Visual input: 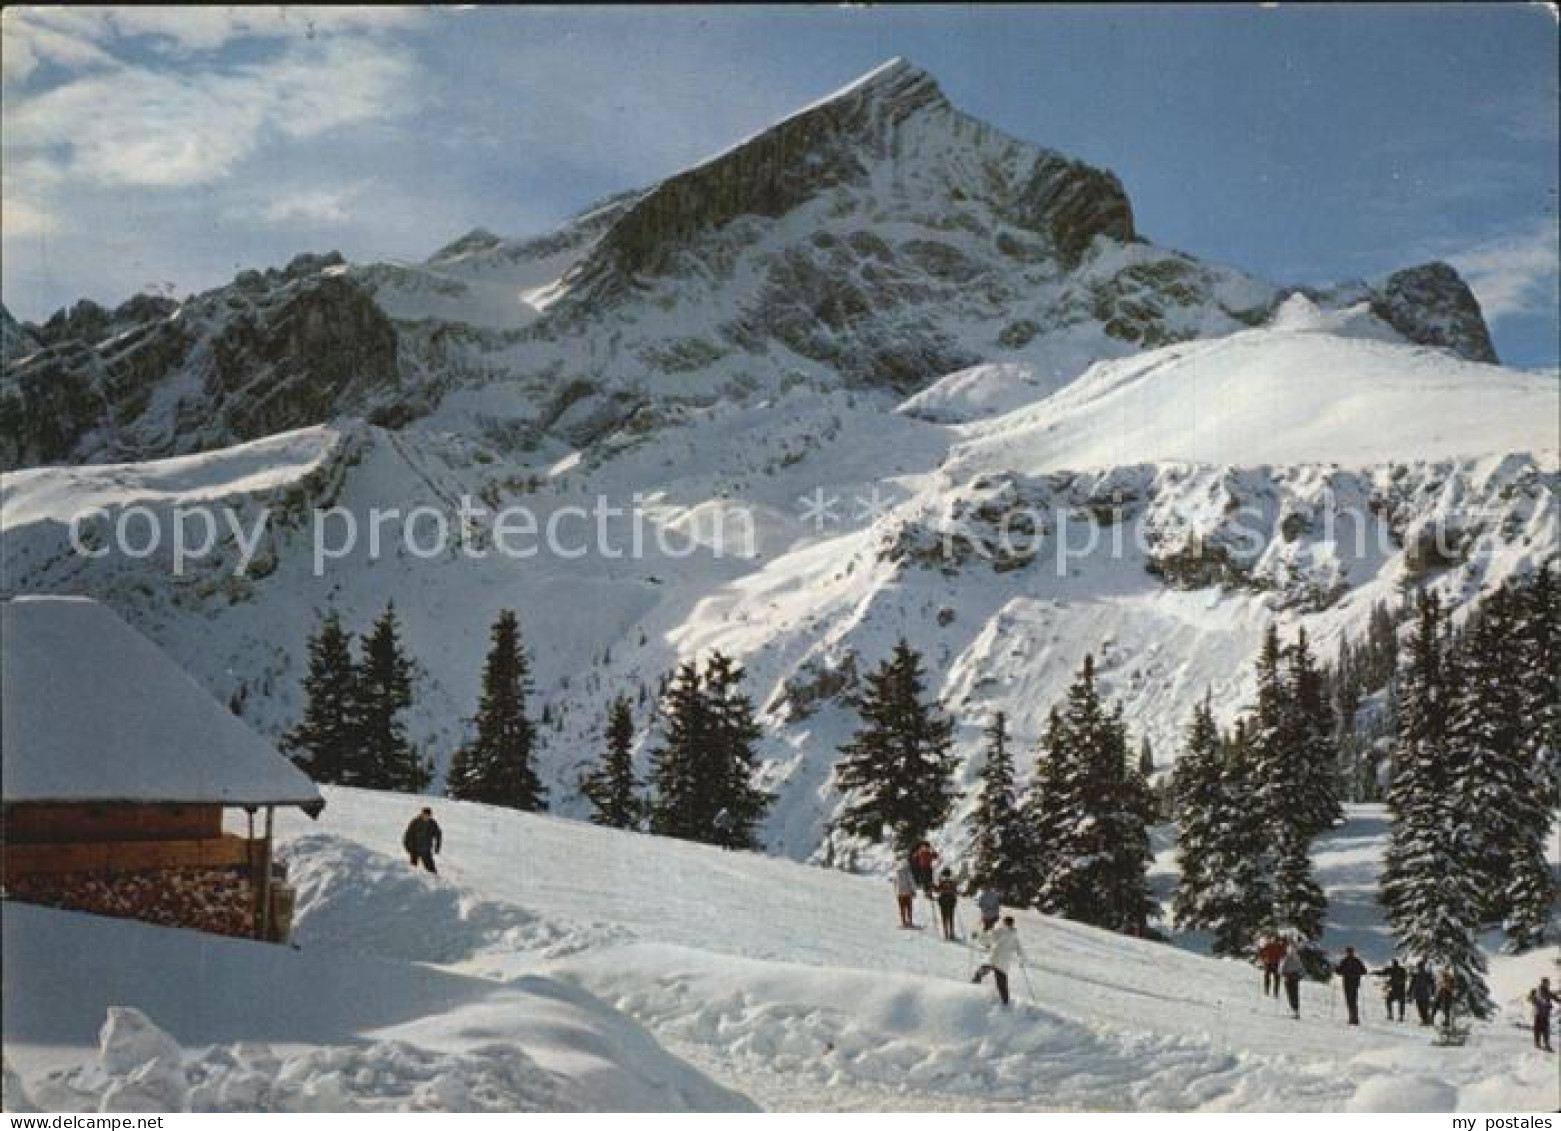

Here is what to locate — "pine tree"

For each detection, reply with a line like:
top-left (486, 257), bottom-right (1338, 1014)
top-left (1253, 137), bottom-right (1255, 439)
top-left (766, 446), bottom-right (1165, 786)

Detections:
top-left (1269, 821), bottom-right (1327, 943)
top-left (647, 654), bottom-right (770, 848)
top-left (1020, 707), bottom-right (1066, 904)
top-left (447, 610), bottom-right (545, 810)
top-left (1447, 578), bottom-right (1557, 949)
top-left (1203, 722), bottom-right (1274, 957)
top-left (966, 712), bottom-right (1032, 904)
top-left (1106, 708), bottom-right (1158, 933)
top-left (647, 662), bottom-right (710, 841)
top-left (285, 610), bottom-right (359, 784)
top-left (1379, 591), bottom-right (1492, 1018)
top-left (835, 639), bottom-right (957, 853)
top-left (1511, 567), bottom-right (1560, 944)
top-left (1030, 656), bottom-right (1154, 931)
top-left (354, 601), bottom-right (430, 792)
top-left (1246, 624), bottom-right (1291, 836)
top-left (581, 696), bottom-right (640, 829)
top-left (1170, 693), bottom-right (1224, 931)
top-left (1285, 628), bottom-right (1342, 836)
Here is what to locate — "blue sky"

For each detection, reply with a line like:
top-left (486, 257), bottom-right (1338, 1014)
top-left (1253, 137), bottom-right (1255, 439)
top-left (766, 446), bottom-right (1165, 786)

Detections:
top-left (3, 5), bottom-right (1556, 365)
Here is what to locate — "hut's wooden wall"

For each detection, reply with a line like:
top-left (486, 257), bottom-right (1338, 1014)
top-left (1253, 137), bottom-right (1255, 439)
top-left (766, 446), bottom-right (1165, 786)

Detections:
top-left (3, 803), bottom-right (223, 844)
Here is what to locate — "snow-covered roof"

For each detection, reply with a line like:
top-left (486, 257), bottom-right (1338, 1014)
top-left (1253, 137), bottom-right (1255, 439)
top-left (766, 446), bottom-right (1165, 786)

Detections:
top-left (1, 597), bottom-right (323, 811)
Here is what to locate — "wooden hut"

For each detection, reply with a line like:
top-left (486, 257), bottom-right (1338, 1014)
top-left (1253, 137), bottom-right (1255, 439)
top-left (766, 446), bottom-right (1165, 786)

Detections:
top-left (1, 596), bottom-right (323, 941)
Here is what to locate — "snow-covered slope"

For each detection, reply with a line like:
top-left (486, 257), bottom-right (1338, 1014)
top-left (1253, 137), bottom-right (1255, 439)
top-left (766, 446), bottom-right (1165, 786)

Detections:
top-left (1, 59), bottom-right (1556, 863)
top-left (946, 297), bottom-right (1556, 474)
top-left (2, 315), bottom-right (1556, 859)
top-left (5, 787), bottom-right (1555, 1111)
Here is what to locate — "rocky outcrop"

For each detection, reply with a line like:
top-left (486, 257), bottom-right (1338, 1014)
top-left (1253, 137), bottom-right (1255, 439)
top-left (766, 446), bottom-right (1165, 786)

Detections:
top-left (207, 274), bottom-right (399, 442)
top-left (1, 256), bottom-right (400, 468)
top-left (1368, 261), bottom-right (1499, 365)
top-left (567, 57), bottom-right (1137, 296)
top-left (0, 304), bottom-right (40, 363)
top-left (580, 60), bottom-right (944, 281)
top-left (1010, 152), bottom-right (1135, 265)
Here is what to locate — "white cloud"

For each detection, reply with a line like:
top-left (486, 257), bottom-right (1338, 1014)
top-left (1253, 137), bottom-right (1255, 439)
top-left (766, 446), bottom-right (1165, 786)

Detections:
top-left (1, 6), bottom-right (424, 81)
top-left (253, 181), bottom-right (371, 226)
top-left (4, 36), bottom-right (417, 187)
top-left (1450, 219), bottom-right (1561, 324)
top-left (1, 191), bottom-right (50, 237)
top-left (1, 8), bottom-right (117, 87)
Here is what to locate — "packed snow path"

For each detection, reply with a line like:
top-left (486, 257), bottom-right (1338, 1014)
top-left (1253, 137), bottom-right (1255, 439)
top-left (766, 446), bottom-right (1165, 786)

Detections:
top-left (5, 788), bottom-right (1556, 1111)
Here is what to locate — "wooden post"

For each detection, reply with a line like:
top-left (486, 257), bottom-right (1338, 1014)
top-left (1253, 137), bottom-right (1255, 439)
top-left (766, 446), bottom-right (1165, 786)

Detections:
top-left (259, 805), bottom-right (275, 942)
top-left (246, 807), bottom-right (260, 939)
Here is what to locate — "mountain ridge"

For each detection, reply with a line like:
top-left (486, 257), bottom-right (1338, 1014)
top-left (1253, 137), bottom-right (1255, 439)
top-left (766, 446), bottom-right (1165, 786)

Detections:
top-left (1, 58), bottom-right (1501, 470)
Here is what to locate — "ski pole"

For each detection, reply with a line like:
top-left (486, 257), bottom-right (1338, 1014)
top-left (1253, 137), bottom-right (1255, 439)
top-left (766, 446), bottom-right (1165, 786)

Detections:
top-left (1019, 961), bottom-right (1037, 1004)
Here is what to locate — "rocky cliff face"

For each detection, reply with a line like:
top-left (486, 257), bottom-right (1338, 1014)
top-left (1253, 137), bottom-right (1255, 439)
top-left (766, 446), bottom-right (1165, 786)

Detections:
top-left (566, 59), bottom-right (1135, 295)
top-left (1, 255), bottom-right (400, 468)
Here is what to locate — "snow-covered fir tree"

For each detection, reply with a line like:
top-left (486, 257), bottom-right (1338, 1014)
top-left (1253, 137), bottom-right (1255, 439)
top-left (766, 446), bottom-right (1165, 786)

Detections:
top-left (1203, 721), bottom-right (1274, 957)
top-left (1028, 655), bottom-right (1154, 932)
top-left (1284, 628), bottom-right (1343, 836)
top-left (835, 639), bottom-right (956, 853)
top-left (1021, 706), bottom-right (1066, 898)
top-left (1379, 590), bottom-right (1492, 1018)
top-left (1170, 693), bottom-right (1224, 932)
top-left (702, 651), bottom-right (772, 850)
top-left (354, 602), bottom-right (430, 792)
top-left (648, 653), bottom-right (770, 849)
top-left (647, 662), bottom-right (708, 842)
top-left (285, 609), bottom-right (358, 784)
top-left (1446, 577), bottom-right (1557, 949)
top-left (1510, 567), bottom-right (1560, 943)
top-left (966, 712), bottom-right (1032, 904)
top-left (581, 695), bottom-right (641, 829)
top-left (447, 609), bottom-right (545, 811)
top-left (1269, 821), bottom-right (1327, 944)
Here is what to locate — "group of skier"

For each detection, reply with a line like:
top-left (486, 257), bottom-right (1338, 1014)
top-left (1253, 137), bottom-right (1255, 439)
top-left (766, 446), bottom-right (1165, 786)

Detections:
top-left (894, 841), bottom-right (1029, 1005)
top-left (889, 849), bottom-right (1561, 1040)
top-left (406, 810), bottom-right (1553, 1043)
top-left (1259, 934), bottom-right (1561, 1050)
top-left (1260, 933), bottom-right (1461, 1027)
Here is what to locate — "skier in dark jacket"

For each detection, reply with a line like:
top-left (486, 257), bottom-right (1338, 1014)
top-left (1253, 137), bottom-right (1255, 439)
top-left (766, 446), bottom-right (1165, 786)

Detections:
top-left (1334, 946), bottom-right (1368, 1026)
top-left (1372, 958), bottom-right (1408, 1022)
top-left (935, 870), bottom-right (959, 940)
top-left (1529, 977), bottom-right (1559, 1052)
top-left (1408, 960), bottom-right (1436, 1026)
top-left (403, 807), bottom-right (442, 873)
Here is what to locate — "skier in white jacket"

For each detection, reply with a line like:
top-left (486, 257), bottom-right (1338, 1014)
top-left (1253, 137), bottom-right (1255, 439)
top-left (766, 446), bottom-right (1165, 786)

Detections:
top-left (971, 916), bottom-right (1026, 1005)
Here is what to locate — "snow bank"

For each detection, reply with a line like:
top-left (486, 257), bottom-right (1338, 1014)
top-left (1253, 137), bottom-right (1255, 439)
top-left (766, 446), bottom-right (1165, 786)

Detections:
top-left (25, 1006), bottom-right (573, 1113)
top-left (1, 903), bottom-right (752, 1113)
top-left (286, 833), bottom-right (633, 963)
top-left (896, 363), bottom-right (1071, 425)
top-left (0, 425), bottom-right (342, 528)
